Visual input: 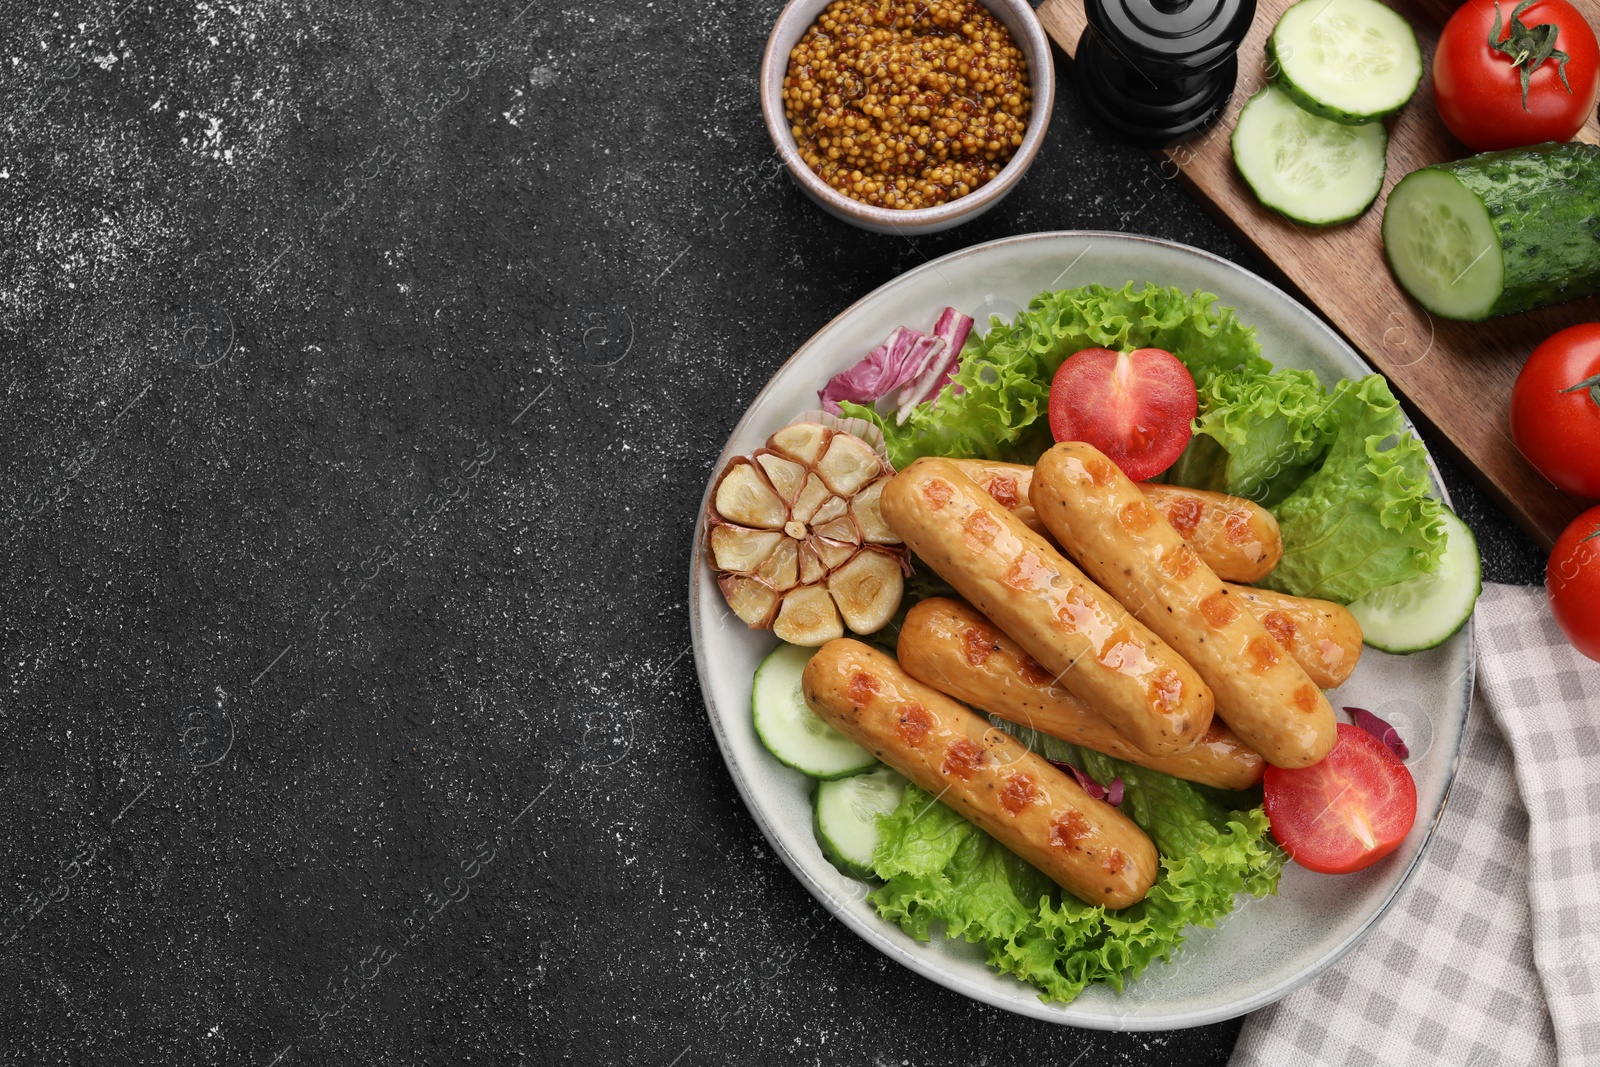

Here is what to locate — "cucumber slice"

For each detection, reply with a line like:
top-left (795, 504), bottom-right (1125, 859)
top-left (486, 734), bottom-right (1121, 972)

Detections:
top-left (752, 642), bottom-right (878, 779)
top-left (1347, 508), bottom-right (1481, 654)
top-left (1382, 169), bottom-right (1503, 321)
top-left (1268, 0), bottom-right (1422, 125)
top-left (1383, 144), bottom-right (1600, 321)
top-left (814, 765), bottom-right (906, 879)
top-left (1231, 85), bottom-right (1388, 226)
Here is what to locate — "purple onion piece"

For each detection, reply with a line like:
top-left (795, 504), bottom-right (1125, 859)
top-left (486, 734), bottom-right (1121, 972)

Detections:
top-left (817, 308), bottom-right (974, 418)
top-left (1106, 777), bottom-right (1125, 807)
top-left (889, 334), bottom-right (951, 423)
top-left (1067, 765), bottom-right (1105, 800)
top-left (818, 326), bottom-right (929, 415)
top-left (925, 306), bottom-right (974, 401)
top-left (1347, 706), bottom-right (1410, 760)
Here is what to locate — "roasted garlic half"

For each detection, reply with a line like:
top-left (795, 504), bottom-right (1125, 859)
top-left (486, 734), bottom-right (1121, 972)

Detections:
top-left (708, 422), bottom-right (908, 645)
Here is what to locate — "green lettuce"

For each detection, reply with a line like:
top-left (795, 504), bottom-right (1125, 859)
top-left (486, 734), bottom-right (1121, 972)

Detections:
top-left (1165, 368), bottom-right (1339, 507)
top-left (841, 283), bottom-right (1267, 470)
top-left (1259, 375), bottom-right (1446, 603)
top-left (870, 741), bottom-right (1283, 1004)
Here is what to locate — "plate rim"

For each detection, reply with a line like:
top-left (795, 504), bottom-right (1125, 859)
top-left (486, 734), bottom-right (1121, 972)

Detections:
top-left (687, 230), bottom-right (1476, 1030)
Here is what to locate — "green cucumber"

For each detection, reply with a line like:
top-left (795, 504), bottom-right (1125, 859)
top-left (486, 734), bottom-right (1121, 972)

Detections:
top-left (752, 642), bottom-right (878, 779)
top-left (1231, 85), bottom-right (1388, 226)
top-left (1347, 508), bottom-right (1481, 654)
top-left (813, 765), bottom-right (905, 879)
top-left (1382, 143), bottom-right (1600, 321)
top-left (1267, 0), bottom-right (1422, 125)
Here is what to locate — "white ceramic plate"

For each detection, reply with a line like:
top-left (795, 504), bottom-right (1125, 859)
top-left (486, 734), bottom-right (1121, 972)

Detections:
top-left (688, 232), bottom-right (1474, 1030)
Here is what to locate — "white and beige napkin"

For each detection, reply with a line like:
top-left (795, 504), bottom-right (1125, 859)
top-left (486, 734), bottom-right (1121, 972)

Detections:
top-left (1230, 583), bottom-right (1600, 1067)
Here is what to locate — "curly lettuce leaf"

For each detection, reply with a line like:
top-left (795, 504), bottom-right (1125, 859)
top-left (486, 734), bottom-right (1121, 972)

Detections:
top-left (1260, 375), bottom-right (1445, 603)
top-left (869, 749), bottom-right (1283, 1005)
top-left (842, 283), bottom-right (1268, 470)
top-left (1165, 368), bottom-right (1340, 507)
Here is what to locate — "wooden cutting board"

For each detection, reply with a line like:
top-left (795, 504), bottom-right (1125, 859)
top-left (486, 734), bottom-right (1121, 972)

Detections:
top-left (1038, 0), bottom-right (1600, 548)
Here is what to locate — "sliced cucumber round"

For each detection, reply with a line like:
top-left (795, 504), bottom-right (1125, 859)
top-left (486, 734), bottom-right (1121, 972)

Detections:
top-left (1231, 85), bottom-right (1388, 226)
top-left (814, 765), bottom-right (905, 880)
top-left (1348, 508), bottom-right (1481, 654)
top-left (752, 642), bottom-right (878, 779)
top-left (1381, 169), bottom-right (1503, 321)
top-left (1268, 0), bottom-right (1421, 125)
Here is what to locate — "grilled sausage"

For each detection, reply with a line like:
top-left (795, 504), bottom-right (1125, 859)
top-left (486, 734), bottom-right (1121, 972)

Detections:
top-left (898, 597), bottom-right (1265, 791)
top-left (949, 459), bottom-right (1283, 583)
top-left (801, 638), bottom-right (1159, 907)
top-left (1224, 584), bottom-right (1363, 689)
top-left (1030, 442), bottom-right (1337, 769)
top-left (1141, 484), bottom-right (1283, 584)
top-left (880, 457), bottom-right (1213, 758)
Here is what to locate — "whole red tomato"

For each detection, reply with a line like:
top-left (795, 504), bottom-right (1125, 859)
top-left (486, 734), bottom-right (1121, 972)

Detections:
top-left (1510, 323), bottom-right (1600, 498)
top-left (1433, 0), bottom-right (1600, 151)
top-left (1547, 505), bottom-right (1600, 662)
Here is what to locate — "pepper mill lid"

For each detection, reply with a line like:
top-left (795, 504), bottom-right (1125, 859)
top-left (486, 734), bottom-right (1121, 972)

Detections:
top-left (1075, 0), bottom-right (1257, 147)
top-left (1085, 0), bottom-right (1257, 74)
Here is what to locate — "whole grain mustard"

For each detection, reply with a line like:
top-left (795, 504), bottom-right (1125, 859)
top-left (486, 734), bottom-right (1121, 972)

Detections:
top-left (783, 0), bottom-right (1032, 210)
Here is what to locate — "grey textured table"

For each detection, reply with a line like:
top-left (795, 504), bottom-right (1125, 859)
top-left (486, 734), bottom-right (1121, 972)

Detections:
top-left (0, 2), bottom-right (1544, 1064)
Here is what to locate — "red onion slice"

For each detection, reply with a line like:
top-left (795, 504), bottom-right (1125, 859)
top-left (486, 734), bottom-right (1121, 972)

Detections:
top-left (1347, 706), bottom-right (1410, 759)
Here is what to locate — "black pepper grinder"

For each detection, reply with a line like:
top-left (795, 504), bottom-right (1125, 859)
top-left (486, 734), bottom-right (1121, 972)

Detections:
top-left (1074, 0), bottom-right (1257, 148)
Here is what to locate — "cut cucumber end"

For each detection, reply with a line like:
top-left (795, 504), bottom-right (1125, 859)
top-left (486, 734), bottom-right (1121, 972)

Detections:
top-left (1382, 169), bottom-right (1505, 322)
top-left (752, 642), bottom-right (879, 779)
top-left (1269, 0), bottom-right (1422, 125)
top-left (1348, 508), bottom-right (1481, 654)
top-left (1232, 85), bottom-right (1388, 226)
top-left (814, 764), bottom-right (905, 880)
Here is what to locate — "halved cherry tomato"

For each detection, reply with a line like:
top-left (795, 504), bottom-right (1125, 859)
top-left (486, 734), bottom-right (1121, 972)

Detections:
top-left (1547, 504), bottom-right (1600, 663)
top-left (1047, 347), bottom-right (1198, 482)
top-left (1264, 723), bottom-right (1418, 874)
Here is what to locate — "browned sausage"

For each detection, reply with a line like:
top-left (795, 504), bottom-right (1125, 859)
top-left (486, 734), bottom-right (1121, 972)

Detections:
top-left (898, 597), bottom-right (1265, 790)
top-left (801, 638), bottom-right (1159, 907)
top-left (881, 457), bottom-right (1213, 758)
top-left (1224, 584), bottom-right (1363, 689)
top-left (1031, 442), bottom-right (1336, 769)
top-left (950, 459), bottom-right (1283, 583)
top-left (1141, 484), bottom-right (1283, 584)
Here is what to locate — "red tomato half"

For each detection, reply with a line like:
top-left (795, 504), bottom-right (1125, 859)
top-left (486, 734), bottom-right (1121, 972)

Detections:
top-left (1264, 724), bottom-right (1418, 875)
top-left (1548, 504), bottom-right (1600, 663)
top-left (1511, 323), bottom-right (1600, 499)
top-left (1047, 347), bottom-right (1198, 482)
top-left (1433, 0), bottom-right (1600, 151)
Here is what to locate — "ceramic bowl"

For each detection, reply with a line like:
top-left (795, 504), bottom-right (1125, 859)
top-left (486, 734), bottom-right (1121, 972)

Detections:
top-left (759, 0), bottom-right (1056, 235)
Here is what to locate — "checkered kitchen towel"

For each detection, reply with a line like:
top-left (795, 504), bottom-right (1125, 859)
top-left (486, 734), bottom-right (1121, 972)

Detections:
top-left (1231, 583), bottom-right (1600, 1067)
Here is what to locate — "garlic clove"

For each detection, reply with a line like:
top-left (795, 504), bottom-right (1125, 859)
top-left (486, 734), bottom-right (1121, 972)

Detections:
top-left (812, 537), bottom-right (856, 571)
top-left (772, 585), bottom-right (844, 646)
top-left (756, 536), bottom-right (799, 591)
top-left (816, 432), bottom-right (882, 497)
top-left (769, 423), bottom-right (828, 466)
top-left (851, 478), bottom-right (899, 544)
top-left (789, 473), bottom-right (832, 526)
top-left (756, 452), bottom-right (807, 503)
top-left (715, 461), bottom-right (787, 530)
top-left (813, 517), bottom-right (860, 544)
top-left (810, 494), bottom-right (849, 526)
top-left (718, 574), bottom-right (780, 628)
top-left (710, 525), bottom-right (786, 575)
top-left (797, 543), bottom-right (826, 586)
top-left (828, 550), bottom-right (904, 634)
